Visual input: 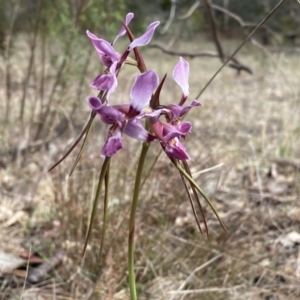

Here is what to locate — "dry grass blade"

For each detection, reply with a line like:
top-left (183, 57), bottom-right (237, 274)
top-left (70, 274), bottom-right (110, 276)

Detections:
top-left (68, 115), bottom-right (95, 176)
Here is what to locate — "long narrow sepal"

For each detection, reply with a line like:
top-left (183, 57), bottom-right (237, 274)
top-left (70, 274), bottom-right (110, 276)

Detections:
top-left (48, 111), bottom-right (96, 172)
top-left (99, 160), bottom-right (110, 264)
top-left (179, 170), bottom-right (203, 235)
top-left (182, 160), bottom-right (209, 238)
top-left (81, 157), bottom-right (111, 260)
top-left (69, 117), bottom-right (95, 176)
top-left (173, 160), bottom-right (227, 233)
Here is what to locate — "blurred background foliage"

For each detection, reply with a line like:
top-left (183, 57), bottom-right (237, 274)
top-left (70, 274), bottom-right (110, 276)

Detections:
top-left (0, 0), bottom-right (299, 46)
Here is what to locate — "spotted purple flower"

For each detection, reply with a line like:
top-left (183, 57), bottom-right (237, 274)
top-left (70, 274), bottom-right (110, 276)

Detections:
top-left (144, 57), bottom-right (201, 160)
top-left (150, 119), bottom-right (191, 160)
top-left (88, 71), bottom-right (159, 157)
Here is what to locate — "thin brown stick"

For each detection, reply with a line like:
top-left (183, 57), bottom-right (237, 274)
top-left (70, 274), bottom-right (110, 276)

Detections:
top-left (203, 0), bottom-right (225, 62)
top-left (19, 0), bottom-right (41, 124)
top-left (4, 0), bottom-right (20, 129)
top-left (203, 0), bottom-right (253, 74)
top-left (34, 41), bottom-right (73, 140)
top-left (148, 43), bottom-right (252, 74)
top-left (195, 0), bottom-right (287, 100)
top-left (211, 3), bottom-right (281, 44)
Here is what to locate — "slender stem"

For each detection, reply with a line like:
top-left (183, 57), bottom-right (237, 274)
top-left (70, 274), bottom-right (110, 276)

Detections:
top-left (81, 157), bottom-right (111, 259)
top-left (128, 142), bottom-right (150, 299)
top-left (99, 162), bottom-right (110, 264)
top-left (174, 160), bottom-right (227, 232)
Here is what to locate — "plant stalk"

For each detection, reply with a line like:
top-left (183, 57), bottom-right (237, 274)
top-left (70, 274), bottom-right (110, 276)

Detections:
top-left (128, 142), bottom-right (150, 299)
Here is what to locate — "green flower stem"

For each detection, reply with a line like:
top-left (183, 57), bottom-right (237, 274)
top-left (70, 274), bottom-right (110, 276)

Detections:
top-left (128, 142), bottom-right (150, 300)
top-left (81, 157), bottom-right (111, 259)
top-left (99, 162), bottom-right (110, 264)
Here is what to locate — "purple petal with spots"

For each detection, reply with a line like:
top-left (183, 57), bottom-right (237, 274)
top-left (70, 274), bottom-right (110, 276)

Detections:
top-left (101, 128), bottom-right (123, 157)
top-left (173, 57), bottom-right (189, 97)
top-left (129, 71), bottom-right (159, 115)
top-left (165, 138), bottom-right (190, 160)
top-left (128, 21), bottom-right (160, 51)
top-left (112, 13), bottom-right (134, 45)
top-left (140, 108), bottom-right (171, 119)
top-left (163, 122), bottom-right (192, 142)
top-left (124, 119), bottom-right (156, 142)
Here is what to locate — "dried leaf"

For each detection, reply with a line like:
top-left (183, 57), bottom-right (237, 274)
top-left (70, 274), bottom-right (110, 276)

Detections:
top-left (279, 231), bottom-right (300, 248)
top-left (0, 252), bottom-right (26, 272)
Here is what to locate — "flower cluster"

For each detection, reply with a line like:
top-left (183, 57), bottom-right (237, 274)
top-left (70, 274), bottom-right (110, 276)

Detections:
top-left (87, 13), bottom-right (201, 160)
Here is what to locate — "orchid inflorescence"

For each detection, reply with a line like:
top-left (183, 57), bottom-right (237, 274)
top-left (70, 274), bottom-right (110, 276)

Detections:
top-left (49, 12), bottom-right (225, 300)
top-left (86, 13), bottom-right (201, 160)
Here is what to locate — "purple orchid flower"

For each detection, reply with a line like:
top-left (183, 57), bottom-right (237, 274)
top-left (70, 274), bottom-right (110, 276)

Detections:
top-left (164, 57), bottom-right (202, 123)
top-left (150, 119), bottom-right (191, 160)
top-left (86, 16), bottom-right (160, 68)
top-left (88, 70), bottom-right (159, 157)
top-left (91, 61), bottom-right (118, 99)
top-left (86, 13), bottom-right (134, 67)
top-left (142, 57), bottom-right (201, 160)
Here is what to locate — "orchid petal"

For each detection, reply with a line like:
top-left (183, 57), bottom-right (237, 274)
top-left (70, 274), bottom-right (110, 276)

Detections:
top-left (177, 121), bottom-right (192, 134)
top-left (95, 39), bottom-right (119, 62)
top-left (163, 122), bottom-right (192, 142)
top-left (128, 21), bottom-right (160, 51)
top-left (113, 13), bottom-right (134, 45)
top-left (149, 118), bottom-right (164, 141)
top-left (168, 100), bottom-right (202, 120)
top-left (165, 138), bottom-right (190, 160)
top-left (140, 108), bottom-right (171, 119)
top-left (101, 128), bottom-right (123, 157)
top-left (86, 31), bottom-right (119, 66)
top-left (97, 106), bottom-right (124, 125)
top-left (124, 119), bottom-right (156, 142)
top-left (129, 71), bottom-right (159, 114)
top-left (173, 57), bottom-right (189, 97)
top-left (88, 97), bottom-right (102, 110)
top-left (91, 62), bottom-right (118, 98)
top-left (86, 30), bottom-right (103, 53)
